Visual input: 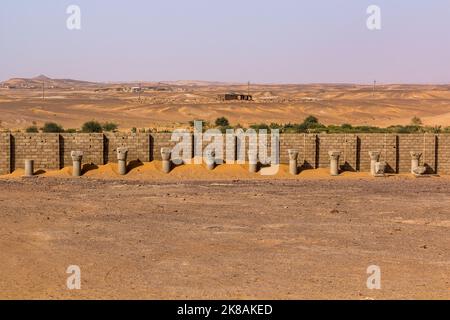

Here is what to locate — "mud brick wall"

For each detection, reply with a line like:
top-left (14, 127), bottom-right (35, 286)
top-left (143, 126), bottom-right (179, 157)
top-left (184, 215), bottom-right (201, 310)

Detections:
top-left (437, 134), bottom-right (450, 174)
top-left (1, 133), bottom-right (450, 174)
top-left (317, 134), bottom-right (357, 171)
top-left (0, 133), bottom-right (11, 174)
top-left (234, 130), bottom-right (273, 163)
top-left (199, 132), bottom-right (232, 163)
top-left (10, 133), bottom-right (60, 170)
top-left (60, 133), bottom-right (104, 167)
top-left (151, 133), bottom-right (193, 161)
top-left (280, 134), bottom-right (317, 169)
top-left (104, 133), bottom-right (150, 163)
top-left (397, 134), bottom-right (437, 174)
top-left (357, 134), bottom-right (397, 173)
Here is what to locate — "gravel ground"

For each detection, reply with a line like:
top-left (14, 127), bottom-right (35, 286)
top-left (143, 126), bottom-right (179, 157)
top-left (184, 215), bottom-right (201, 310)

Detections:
top-left (0, 176), bottom-right (449, 299)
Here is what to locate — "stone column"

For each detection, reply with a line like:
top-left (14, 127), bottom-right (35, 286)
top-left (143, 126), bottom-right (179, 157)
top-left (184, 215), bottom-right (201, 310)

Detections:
top-left (328, 151), bottom-right (341, 176)
top-left (248, 150), bottom-right (258, 173)
top-left (161, 148), bottom-right (172, 173)
top-left (410, 151), bottom-right (421, 174)
top-left (288, 149), bottom-right (299, 175)
top-left (24, 159), bottom-right (34, 177)
top-left (117, 147), bottom-right (128, 175)
top-left (369, 151), bottom-right (381, 176)
top-left (410, 151), bottom-right (426, 175)
top-left (205, 150), bottom-right (215, 171)
top-left (71, 151), bottom-right (83, 177)
top-left (374, 161), bottom-right (387, 176)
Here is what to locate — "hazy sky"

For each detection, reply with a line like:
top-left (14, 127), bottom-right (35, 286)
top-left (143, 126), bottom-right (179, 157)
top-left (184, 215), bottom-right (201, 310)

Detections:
top-left (0, 0), bottom-right (449, 83)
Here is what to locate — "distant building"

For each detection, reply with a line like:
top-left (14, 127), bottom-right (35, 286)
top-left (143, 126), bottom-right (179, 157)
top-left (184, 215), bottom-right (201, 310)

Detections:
top-left (218, 93), bottom-right (253, 101)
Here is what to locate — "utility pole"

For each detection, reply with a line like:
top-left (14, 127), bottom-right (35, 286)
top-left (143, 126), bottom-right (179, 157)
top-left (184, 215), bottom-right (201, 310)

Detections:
top-left (247, 81), bottom-right (250, 96)
top-left (42, 81), bottom-right (45, 100)
top-left (138, 83), bottom-right (141, 101)
top-left (373, 80), bottom-right (376, 97)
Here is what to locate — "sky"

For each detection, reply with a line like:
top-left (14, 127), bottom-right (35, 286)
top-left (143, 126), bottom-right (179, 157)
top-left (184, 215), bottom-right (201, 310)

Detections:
top-left (0, 0), bottom-right (449, 83)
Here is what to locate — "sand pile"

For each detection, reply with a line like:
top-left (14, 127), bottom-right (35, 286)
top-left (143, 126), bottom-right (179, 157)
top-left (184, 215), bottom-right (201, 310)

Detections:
top-left (0, 160), bottom-right (427, 181)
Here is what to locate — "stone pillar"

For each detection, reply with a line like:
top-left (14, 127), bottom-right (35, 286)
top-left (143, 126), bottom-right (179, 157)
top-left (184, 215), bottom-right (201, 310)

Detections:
top-left (288, 149), bottom-right (299, 175)
top-left (24, 159), bottom-right (34, 177)
top-left (117, 147), bottom-right (128, 175)
top-left (369, 151), bottom-right (381, 176)
top-left (71, 151), bottom-right (83, 177)
top-left (410, 151), bottom-right (426, 175)
top-left (161, 148), bottom-right (172, 173)
top-left (328, 151), bottom-right (341, 176)
top-left (205, 150), bottom-right (215, 171)
top-left (248, 150), bottom-right (258, 173)
top-left (410, 151), bottom-right (421, 173)
top-left (374, 161), bottom-right (387, 176)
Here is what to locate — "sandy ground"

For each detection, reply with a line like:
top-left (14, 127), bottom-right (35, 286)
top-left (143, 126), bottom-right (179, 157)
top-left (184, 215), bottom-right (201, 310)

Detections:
top-left (1, 84), bottom-right (450, 130)
top-left (0, 172), bottom-right (449, 299)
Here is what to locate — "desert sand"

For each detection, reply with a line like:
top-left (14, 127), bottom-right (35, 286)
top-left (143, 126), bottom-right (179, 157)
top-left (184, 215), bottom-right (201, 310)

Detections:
top-left (0, 176), bottom-right (448, 299)
top-left (1, 77), bottom-right (450, 130)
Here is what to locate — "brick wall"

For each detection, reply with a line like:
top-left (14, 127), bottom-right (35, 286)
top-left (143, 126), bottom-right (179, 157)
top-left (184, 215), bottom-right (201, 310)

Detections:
top-left (60, 133), bottom-right (104, 167)
top-left (104, 133), bottom-right (150, 163)
top-left (151, 133), bottom-right (193, 162)
top-left (0, 133), bottom-right (10, 174)
top-left (437, 134), bottom-right (450, 174)
top-left (357, 134), bottom-right (397, 173)
top-left (317, 134), bottom-right (357, 171)
top-left (397, 134), bottom-right (437, 173)
top-left (11, 133), bottom-right (60, 170)
top-left (0, 133), bottom-right (449, 174)
top-left (280, 134), bottom-right (317, 169)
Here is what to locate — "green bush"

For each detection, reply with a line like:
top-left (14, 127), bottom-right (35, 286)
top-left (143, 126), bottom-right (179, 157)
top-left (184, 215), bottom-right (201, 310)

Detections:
top-left (215, 117), bottom-right (230, 127)
top-left (42, 122), bottom-right (64, 133)
top-left (82, 121), bottom-right (103, 133)
top-left (25, 126), bottom-right (39, 133)
top-left (102, 122), bottom-right (118, 132)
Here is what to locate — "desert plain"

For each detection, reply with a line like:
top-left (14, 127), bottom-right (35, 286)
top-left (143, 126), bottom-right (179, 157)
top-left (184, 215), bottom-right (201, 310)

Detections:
top-left (0, 76), bottom-right (449, 300)
top-left (0, 174), bottom-right (449, 299)
top-left (1, 76), bottom-right (450, 130)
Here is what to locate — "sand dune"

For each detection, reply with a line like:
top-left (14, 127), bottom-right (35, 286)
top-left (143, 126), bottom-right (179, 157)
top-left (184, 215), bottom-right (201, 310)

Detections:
top-left (0, 81), bottom-right (449, 130)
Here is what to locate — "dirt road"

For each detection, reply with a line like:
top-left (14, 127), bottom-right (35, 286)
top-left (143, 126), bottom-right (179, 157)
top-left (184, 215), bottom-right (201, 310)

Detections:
top-left (0, 177), bottom-right (448, 299)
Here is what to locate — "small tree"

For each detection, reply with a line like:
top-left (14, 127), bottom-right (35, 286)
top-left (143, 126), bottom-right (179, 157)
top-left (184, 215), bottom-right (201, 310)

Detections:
top-left (411, 116), bottom-right (423, 126)
top-left (303, 115), bottom-right (319, 126)
top-left (102, 122), bottom-right (118, 132)
top-left (215, 117), bottom-right (230, 127)
top-left (82, 120), bottom-right (103, 133)
top-left (26, 126), bottom-right (39, 133)
top-left (42, 122), bottom-right (64, 133)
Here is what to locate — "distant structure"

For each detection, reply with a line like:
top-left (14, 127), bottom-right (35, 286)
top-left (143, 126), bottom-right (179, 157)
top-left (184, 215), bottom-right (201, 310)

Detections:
top-left (218, 93), bottom-right (253, 101)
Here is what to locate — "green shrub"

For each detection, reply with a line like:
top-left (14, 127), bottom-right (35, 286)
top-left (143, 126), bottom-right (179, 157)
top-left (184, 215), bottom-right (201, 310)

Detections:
top-left (215, 117), bottom-right (230, 127)
top-left (25, 126), bottom-right (39, 133)
top-left (102, 122), bottom-right (118, 132)
top-left (42, 122), bottom-right (64, 133)
top-left (82, 121), bottom-right (103, 133)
